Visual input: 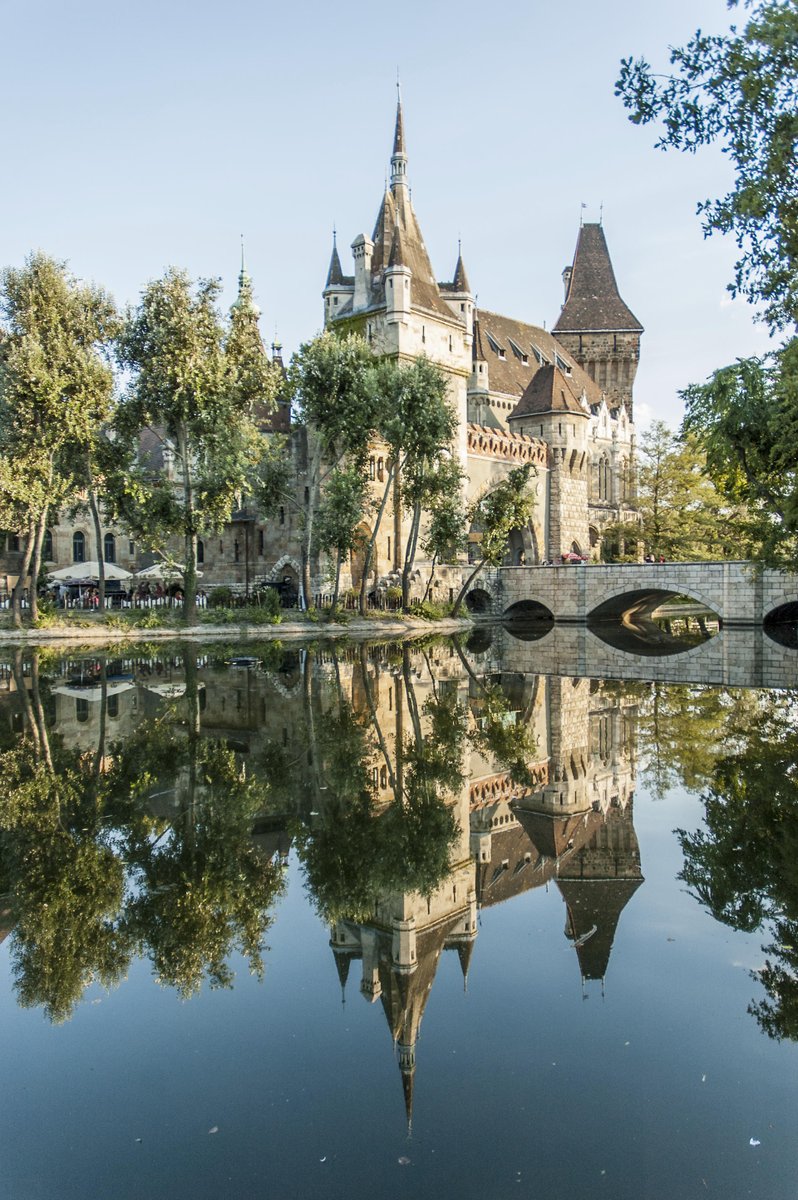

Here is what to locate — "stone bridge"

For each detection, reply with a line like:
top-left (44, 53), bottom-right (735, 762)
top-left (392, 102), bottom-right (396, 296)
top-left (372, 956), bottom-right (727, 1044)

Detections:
top-left (470, 622), bottom-right (798, 690)
top-left (466, 561), bottom-right (798, 627)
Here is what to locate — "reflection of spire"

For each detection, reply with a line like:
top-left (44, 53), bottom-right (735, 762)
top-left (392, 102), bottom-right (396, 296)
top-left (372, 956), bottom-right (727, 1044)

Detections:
top-left (332, 944), bottom-right (355, 1005)
top-left (400, 1052), bottom-right (415, 1136)
top-left (557, 802), bottom-right (644, 983)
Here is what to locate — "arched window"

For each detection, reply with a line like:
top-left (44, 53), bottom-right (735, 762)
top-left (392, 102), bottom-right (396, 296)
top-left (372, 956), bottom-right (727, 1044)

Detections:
top-left (103, 532), bottom-right (116, 563)
top-left (73, 530), bottom-right (85, 563)
top-left (596, 455), bottom-right (611, 502)
top-left (75, 697), bottom-right (89, 723)
top-left (197, 539), bottom-right (205, 564)
top-left (42, 529), bottom-right (53, 561)
top-left (619, 457), bottom-right (628, 502)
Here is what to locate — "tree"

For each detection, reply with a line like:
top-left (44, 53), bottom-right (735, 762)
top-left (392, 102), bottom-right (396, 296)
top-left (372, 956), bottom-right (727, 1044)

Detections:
top-left (676, 693), bottom-right (798, 1040)
top-left (314, 464), bottom-right (371, 613)
top-left (682, 343), bottom-right (798, 567)
top-left (616, 0), bottom-right (798, 331)
top-left (0, 252), bottom-right (117, 625)
top-left (451, 465), bottom-right (537, 615)
top-left (617, 2), bottom-right (798, 567)
top-left (420, 456), bottom-right (468, 603)
top-left (289, 332), bottom-right (378, 607)
top-left (627, 419), bottom-right (757, 561)
top-left (356, 357), bottom-right (457, 614)
top-left (113, 270), bottom-right (276, 623)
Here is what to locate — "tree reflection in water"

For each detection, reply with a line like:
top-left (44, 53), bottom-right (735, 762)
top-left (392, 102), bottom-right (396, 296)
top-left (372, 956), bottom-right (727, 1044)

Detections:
top-left (676, 692), bottom-right (798, 1041)
top-left (0, 645), bottom-right (285, 1019)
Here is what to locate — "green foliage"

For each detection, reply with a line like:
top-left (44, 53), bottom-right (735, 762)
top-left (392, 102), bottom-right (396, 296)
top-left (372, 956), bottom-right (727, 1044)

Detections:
top-left (209, 586), bottom-right (235, 608)
top-left (453, 465), bottom-right (537, 613)
top-left (112, 270), bottom-right (273, 621)
top-left (616, 0), bottom-right (798, 331)
top-left (682, 344), bottom-right (798, 567)
top-left (675, 692), bottom-right (798, 1040)
top-left (0, 252), bottom-right (118, 623)
top-left (630, 419), bottom-right (758, 561)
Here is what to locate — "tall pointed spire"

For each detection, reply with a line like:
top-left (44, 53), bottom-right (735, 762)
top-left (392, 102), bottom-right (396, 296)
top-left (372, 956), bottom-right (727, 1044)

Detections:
top-left (390, 83), bottom-right (408, 195)
top-left (325, 227), bottom-right (345, 287)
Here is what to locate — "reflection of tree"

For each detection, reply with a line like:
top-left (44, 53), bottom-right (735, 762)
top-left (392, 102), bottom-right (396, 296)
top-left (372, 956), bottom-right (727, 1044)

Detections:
top-left (0, 647), bottom-right (285, 1020)
top-left (295, 647), bottom-right (461, 924)
top-left (677, 693), bottom-right (798, 1040)
top-left (0, 729), bottom-right (130, 1024)
top-left (638, 683), bottom-right (758, 799)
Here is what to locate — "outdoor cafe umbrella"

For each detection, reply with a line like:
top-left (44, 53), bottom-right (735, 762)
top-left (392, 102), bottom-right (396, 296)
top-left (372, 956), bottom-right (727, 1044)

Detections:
top-left (48, 561), bottom-right (134, 582)
top-left (135, 563), bottom-right (203, 580)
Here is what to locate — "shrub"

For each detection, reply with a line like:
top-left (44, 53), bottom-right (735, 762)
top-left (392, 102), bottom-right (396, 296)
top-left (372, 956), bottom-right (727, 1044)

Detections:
top-left (209, 586), bottom-right (235, 608)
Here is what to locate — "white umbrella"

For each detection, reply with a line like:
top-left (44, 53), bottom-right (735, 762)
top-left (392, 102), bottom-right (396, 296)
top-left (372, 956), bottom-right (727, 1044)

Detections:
top-left (52, 682), bottom-right (135, 700)
top-left (48, 561), bottom-right (133, 582)
top-left (135, 563), bottom-right (203, 580)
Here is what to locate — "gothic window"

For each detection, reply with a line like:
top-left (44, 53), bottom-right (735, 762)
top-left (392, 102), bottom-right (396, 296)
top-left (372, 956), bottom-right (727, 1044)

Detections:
top-left (369, 457), bottom-right (375, 480)
top-left (73, 530), bottom-right (85, 563)
top-left (619, 457), bottom-right (629, 502)
top-left (75, 697), bottom-right (89, 723)
top-left (197, 539), bottom-right (205, 564)
top-left (103, 532), bottom-right (116, 563)
top-left (377, 458), bottom-right (384, 481)
top-left (258, 529), bottom-right (264, 555)
top-left (42, 529), bottom-right (53, 561)
top-left (279, 506), bottom-right (285, 525)
top-left (596, 455), bottom-right (611, 502)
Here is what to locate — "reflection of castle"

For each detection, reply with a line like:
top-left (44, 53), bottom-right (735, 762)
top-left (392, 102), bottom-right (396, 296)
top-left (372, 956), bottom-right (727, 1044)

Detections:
top-left (325, 664), bottom-right (643, 1124)
top-left (1, 643), bottom-right (643, 1120)
top-left (471, 675), bottom-right (642, 986)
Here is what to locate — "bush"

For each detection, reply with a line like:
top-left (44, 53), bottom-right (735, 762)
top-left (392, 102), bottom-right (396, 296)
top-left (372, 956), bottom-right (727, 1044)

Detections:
top-left (259, 588), bottom-right (281, 620)
top-left (209, 586), bottom-right (235, 608)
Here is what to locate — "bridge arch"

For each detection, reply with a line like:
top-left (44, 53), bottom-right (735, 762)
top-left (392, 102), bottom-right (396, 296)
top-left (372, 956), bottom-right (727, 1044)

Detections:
top-left (465, 587), bottom-right (494, 615)
top-left (587, 585), bottom-right (721, 624)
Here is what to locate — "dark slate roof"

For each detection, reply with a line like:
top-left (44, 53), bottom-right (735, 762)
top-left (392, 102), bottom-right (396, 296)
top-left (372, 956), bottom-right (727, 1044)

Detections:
top-left (472, 309), bottom-right (601, 406)
top-left (553, 224), bottom-right (643, 333)
top-left (368, 186), bottom-right (456, 320)
top-left (511, 363), bottom-right (591, 419)
top-left (393, 97), bottom-right (405, 156)
top-left (325, 239), bottom-right (350, 287)
top-left (440, 252), bottom-right (471, 295)
top-left (557, 878), bottom-right (643, 981)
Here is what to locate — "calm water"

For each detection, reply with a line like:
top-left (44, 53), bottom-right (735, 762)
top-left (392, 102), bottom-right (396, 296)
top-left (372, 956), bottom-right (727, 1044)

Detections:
top-left (0, 631), bottom-right (797, 1200)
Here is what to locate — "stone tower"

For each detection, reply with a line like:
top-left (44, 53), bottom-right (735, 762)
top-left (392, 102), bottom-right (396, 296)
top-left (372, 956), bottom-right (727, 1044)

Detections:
top-left (552, 223), bottom-right (643, 419)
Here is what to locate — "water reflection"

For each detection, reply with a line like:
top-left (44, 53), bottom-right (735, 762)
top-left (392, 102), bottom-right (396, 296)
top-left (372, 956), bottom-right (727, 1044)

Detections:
top-left (0, 636), bottom-right (795, 1064)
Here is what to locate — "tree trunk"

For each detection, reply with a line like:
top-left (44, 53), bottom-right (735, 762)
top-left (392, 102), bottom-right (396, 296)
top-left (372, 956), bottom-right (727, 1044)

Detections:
top-left (401, 501), bottom-right (422, 610)
top-left (303, 443), bottom-right (323, 610)
top-left (451, 556), bottom-right (487, 616)
top-left (422, 552), bottom-right (439, 605)
top-left (28, 509), bottom-right (48, 624)
top-left (178, 428), bottom-right (198, 625)
top-left (88, 485), bottom-right (106, 611)
top-left (331, 547), bottom-right (343, 616)
top-left (11, 521), bottom-right (35, 629)
top-left (358, 644), bottom-right (397, 796)
top-left (12, 649), bottom-right (40, 757)
top-left (359, 461), bottom-right (398, 616)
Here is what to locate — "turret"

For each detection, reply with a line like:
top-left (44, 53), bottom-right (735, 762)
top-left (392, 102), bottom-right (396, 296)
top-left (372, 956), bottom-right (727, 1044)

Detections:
top-left (351, 232), bottom-right (374, 311)
top-left (385, 223), bottom-right (412, 322)
top-left (552, 223), bottom-right (643, 417)
top-left (323, 229), bottom-right (354, 325)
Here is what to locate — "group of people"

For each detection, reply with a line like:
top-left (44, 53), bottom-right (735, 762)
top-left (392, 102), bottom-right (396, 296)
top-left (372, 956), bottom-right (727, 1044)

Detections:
top-left (51, 581), bottom-right (203, 609)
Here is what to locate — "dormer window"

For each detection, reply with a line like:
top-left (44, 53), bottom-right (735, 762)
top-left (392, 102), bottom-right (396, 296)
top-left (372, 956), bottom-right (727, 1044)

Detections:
top-left (531, 344), bottom-right (549, 366)
top-left (508, 338), bottom-right (529, 365)
top-left (555, 352), bottom-right (572, 376)
top-left (486, 331), bottom-right (506, 359)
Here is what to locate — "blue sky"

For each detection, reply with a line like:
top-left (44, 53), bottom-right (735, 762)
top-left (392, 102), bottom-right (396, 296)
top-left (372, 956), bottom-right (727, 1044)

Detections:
top-left (1, 0), bottom-right (773, 428)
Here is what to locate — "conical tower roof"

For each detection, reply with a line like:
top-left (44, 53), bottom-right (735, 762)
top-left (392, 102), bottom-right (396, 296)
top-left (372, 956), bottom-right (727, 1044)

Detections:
top-left (452, 249), bottom-right (471, 294)
top-left (553, 223), bottom-right (643, 333)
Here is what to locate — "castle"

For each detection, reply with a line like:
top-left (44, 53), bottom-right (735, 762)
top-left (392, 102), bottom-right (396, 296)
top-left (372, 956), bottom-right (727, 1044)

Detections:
top-left (318, 94), bottom-right (642, 588)
top-left (0, 95), bottom-right (643, 599)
